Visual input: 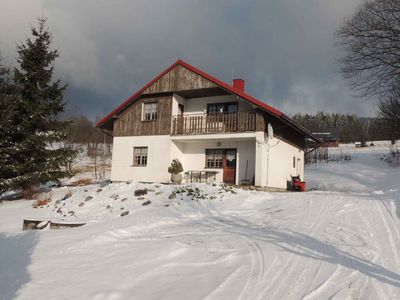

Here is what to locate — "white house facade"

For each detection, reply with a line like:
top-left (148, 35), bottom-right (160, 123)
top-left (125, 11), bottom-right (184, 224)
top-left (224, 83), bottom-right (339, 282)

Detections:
top-left (98, 60), bottom-right (319, 189)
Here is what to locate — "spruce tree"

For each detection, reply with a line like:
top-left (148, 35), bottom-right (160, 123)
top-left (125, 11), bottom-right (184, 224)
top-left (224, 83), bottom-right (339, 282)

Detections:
top-left (0, 17), bottom-right (76, 195)
top-left (0, 56), bottom-right (19, 194)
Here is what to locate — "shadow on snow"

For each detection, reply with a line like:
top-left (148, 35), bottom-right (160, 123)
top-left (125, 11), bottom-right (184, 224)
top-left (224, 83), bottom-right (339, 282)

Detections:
top-left (0, 232), bottom-right (39, 300)
top-left (197, 215), bottom-right (400, 288)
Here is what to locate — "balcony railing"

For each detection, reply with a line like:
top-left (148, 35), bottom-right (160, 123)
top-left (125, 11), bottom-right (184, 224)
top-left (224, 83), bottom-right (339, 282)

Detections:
top-left (171, 111), bottom-right (256, 135)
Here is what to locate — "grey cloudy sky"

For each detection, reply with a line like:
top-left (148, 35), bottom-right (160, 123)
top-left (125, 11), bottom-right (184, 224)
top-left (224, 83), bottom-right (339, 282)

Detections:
top-left (0, 0), bottom-right (374, 119)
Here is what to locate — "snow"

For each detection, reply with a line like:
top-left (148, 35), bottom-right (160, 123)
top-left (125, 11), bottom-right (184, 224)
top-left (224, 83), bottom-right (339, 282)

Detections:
top-left (1, 145), bottom-right (400, 299)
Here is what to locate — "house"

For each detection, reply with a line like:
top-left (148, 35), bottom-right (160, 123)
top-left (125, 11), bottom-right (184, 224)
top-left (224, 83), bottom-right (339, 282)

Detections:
top-left (312, 129), bottom-right (340, 147)
top-left (97, 60), bottom-right (319, 189)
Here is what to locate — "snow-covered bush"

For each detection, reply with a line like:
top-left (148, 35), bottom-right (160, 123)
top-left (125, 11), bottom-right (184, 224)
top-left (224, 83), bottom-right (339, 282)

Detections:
top-left (168, 159), bottom-right (183, 174)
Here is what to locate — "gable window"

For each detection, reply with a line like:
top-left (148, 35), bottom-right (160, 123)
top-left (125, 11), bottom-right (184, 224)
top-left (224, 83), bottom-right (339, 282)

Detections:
top-left (207, 102), bottom-right (238, 114)
top-left (206, 149), bottom-right (223, 168)
top-left (143, 103), bottom-right (158, 121)
top-left (133, 147), bottom-right (148, 166)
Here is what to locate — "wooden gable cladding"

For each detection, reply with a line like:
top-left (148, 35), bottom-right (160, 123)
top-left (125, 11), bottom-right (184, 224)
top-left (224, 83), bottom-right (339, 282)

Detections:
top-left (142, 64), bottom-right (218, 95)
top-left (260, 110), bottom-right (306, 149)
top-left (113, 95), bottom-right (172, 136)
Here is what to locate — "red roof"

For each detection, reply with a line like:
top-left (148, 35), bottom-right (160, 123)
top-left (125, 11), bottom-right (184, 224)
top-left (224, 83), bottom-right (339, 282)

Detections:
top-left (96, 59), bottom-right (318, 142)
top-left (97, 59), bottom-right (284, 127)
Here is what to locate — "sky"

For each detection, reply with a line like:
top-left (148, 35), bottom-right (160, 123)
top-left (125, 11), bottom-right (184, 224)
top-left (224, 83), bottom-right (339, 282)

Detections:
top-left (0, 0), bottom-right (375, 120)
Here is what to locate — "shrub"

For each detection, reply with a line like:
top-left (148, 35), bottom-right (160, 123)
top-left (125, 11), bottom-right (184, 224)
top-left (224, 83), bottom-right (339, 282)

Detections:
top-left (22, 184), bottom-right (37, 199)
top-left (168, 159), bottom-right (183, 174)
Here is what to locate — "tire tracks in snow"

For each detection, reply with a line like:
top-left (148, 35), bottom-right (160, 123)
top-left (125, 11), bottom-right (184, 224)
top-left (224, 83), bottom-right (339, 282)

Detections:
top-left (257, 194), bottom-right (333, 299)
top-left (193, 199), bottom-right (267, 300)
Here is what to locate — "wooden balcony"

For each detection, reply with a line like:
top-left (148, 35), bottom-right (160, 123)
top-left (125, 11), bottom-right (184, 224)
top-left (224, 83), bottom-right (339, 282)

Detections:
top-left (171, 111), bottom-right (257, 135)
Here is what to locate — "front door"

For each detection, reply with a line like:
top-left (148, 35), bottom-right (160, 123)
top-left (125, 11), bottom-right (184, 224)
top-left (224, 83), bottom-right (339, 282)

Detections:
top-left (223, 149), bottom-right (237, 184)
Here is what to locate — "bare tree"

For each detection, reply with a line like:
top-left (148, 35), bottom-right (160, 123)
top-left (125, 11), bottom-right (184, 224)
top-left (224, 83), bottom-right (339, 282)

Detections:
top-left (378, 91), bottom-right (400, 139)
top-left (337, 0), bottom-right (400, 97)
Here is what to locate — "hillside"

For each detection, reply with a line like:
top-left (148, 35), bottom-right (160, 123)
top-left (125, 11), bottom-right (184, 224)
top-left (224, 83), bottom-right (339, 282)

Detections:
top-left (0, 146), bottom-right (400, 299)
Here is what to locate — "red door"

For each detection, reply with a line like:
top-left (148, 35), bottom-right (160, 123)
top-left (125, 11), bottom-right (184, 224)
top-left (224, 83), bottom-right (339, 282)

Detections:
top-left (223, 149), bottom-right (237, 184)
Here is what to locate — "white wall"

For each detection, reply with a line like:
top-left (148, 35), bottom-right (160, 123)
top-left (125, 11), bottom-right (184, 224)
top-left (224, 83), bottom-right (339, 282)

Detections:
top-left (255, 133), bottom-right (304, 189)
top-left (111, 135), bottom-right (255, 185)
top-left (111, 136), bottom-right (174, 182)
top-left (176, 140), bottom-right (255, 184)
top-left (172, 94), bottom-right (186, 116)
top-left (111, 134), bottom-right (303, 188)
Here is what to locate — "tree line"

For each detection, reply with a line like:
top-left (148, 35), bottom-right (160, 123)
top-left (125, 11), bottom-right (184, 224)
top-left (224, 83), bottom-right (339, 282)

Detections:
top-left (292, 112), bottom-right (392, 144)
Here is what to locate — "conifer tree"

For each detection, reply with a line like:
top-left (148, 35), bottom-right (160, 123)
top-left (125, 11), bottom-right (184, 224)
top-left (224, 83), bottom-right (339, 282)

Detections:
top-left (0, 56), bottom-right (19, 195)
top-left (0, 17), bottom-right (76, 195)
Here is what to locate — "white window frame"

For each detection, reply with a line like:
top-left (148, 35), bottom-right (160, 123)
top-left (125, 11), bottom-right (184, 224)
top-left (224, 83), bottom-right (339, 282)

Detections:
top-left (133, 147), bottom-right (148, 166)
top-left (142, 102), bottom-right (158, 121)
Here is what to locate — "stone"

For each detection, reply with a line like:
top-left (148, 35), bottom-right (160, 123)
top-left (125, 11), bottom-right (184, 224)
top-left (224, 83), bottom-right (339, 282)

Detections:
top-left (36, 221), bottom-right (49, 229)
top-left (164, 204), bottom-right (170, 207)
top-left (106, 205), bottom-right (111, 209)
top-left (85, 196), bottom-right (93, 202)
top-left (142, 200), bottom-right (151, 206)
top-left (137, 197), bottom-right (145, 201)
top-left (78, 202), bottom-right (85, 207)
top-left (168, 192), bottom-right (176, 200)
top-left (97, 188), bottom-right (102, 193)
top-left (134, 189), bottom-right (148, 196)
top-left (121, 198), bottom-right (128, 202)
top-left (120, 211), bottom-right (129, 217)
top-left (155, 191), bottom-right (163, 195)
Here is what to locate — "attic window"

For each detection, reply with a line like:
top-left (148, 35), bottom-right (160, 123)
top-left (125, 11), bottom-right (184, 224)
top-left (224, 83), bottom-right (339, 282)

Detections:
top-left (143, 103), bottom-right (158, 121)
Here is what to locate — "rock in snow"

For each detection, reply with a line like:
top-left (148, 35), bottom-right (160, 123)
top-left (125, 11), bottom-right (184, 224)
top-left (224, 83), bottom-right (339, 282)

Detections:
top-left (120, 211), bottom-right (129, 217)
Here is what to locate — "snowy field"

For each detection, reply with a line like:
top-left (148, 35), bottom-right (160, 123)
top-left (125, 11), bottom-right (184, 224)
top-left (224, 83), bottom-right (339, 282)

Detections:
top-left (1, 146), bottom-right (400, 299)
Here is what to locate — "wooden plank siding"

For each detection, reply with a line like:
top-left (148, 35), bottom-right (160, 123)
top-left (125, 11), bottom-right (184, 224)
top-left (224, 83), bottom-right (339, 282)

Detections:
top-left (143, 65), bottom-right (218, 94)
top-left (113, 96), bottom-right (172, 136)
top-left (260, 111), bottom-right (306, 149)
top-left (111, 63), bottom-right (306, 149)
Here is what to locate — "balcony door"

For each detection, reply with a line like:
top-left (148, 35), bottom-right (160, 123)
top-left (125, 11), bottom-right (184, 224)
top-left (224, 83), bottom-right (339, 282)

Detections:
top-left (207, 102), bottom-right (238, 114)
top-left (223, 149), bottom-right (237, 184)
top-left (206, 102), bottom-right (238, 133)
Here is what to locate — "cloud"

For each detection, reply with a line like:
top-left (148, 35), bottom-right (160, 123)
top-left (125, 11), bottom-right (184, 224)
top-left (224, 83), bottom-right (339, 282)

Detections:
top-left (0, 0), bottom-right (374, 119)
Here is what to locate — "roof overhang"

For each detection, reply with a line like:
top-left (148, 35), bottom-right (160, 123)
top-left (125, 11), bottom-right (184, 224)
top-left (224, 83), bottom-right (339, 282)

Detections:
top-left (96, 59), bottom-right (320, 144)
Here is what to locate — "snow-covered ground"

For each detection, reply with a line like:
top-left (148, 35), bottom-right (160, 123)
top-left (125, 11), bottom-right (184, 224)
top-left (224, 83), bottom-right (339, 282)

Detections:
top-left (1, 146), bottom-right (400, 299)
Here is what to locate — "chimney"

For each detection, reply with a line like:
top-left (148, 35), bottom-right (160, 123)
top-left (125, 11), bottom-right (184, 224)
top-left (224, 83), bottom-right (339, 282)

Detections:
top-left (233, 79), bottom-right (245, 92)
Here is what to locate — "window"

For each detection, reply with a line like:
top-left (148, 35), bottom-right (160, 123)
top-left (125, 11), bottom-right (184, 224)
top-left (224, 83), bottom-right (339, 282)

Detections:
top-left (133, 147), bottom-right (148, 166)
top-left (206, 149), bottom-right (223, 168)
top-left (293, 156), bottom-right (296, 168)
top-left (143, 103), bottom-right (157, 121)
top-left (207, 102), bottom-right (238, 114)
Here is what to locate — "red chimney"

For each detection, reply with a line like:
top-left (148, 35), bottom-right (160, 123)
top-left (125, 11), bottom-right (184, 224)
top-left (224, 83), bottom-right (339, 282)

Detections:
top-left (233, 79), bottom-right (245, 92)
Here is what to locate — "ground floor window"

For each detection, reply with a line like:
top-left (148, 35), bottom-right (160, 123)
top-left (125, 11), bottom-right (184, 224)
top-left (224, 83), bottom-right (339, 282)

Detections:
top-left (133, 147), bottom-right (148, 166)
top-left (205, 149), bottom-right (223, 168)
